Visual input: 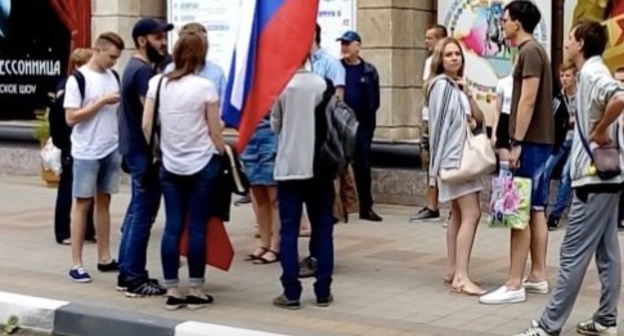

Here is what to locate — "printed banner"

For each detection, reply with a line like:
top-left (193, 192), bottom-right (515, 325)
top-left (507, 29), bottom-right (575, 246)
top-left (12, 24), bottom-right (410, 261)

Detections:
top-left (564, 0), bottom-right (624, 71)
top-left (0, 0), bottom-right (70, 120)
top-left (168, 0), bottom-right (357, 77)
top-left (437, 0), bottom-right (552, 126)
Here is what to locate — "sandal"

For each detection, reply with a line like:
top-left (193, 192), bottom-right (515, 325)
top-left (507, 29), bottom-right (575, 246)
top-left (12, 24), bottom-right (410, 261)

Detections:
top-left (253, 250), bottom-right (280, 265)
top-left (245, 247), bottom-right (268, 261)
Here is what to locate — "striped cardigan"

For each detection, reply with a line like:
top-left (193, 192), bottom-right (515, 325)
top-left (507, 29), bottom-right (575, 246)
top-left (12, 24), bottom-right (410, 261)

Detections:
top-left (426, 75), bottom-right (467, 186)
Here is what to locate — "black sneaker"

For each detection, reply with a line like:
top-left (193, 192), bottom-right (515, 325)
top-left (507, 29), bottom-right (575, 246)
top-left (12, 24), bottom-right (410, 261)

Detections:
top-left (97, 260), bottom-right (119, 273)
top-left (273, 295), bottom-right (300, 310)
top-left (316, 294), bottom-right (334, 307)
top-left (186, 295), bottom-right (214, 310)
top-left (125, 281), bottom-right (167, 298)
top-left (547, 217), bottom-right (560, 231)
top-left (165, 296), bottom-right (187, 311)
top-left (409, 207), bottom-right (440, 222)
top-left (298, 256), bottom-right (316, 278)
top-left (116, 275), bottom-right (161, 292)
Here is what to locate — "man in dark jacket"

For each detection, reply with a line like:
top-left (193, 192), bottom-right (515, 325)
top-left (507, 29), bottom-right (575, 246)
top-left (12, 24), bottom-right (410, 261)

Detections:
top-left (337, 31), bottom-right (382, 222)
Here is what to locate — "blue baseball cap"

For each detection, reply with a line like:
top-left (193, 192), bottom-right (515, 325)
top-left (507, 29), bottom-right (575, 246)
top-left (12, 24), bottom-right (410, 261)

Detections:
top-left (336, 31), bottom-right (362, 43)
top-left (132, 18), bottom-right (174, 40)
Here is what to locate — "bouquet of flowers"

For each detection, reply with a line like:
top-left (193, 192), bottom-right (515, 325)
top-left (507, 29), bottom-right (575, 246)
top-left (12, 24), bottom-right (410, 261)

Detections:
top-left (489, 175), bottom-right (532, 230)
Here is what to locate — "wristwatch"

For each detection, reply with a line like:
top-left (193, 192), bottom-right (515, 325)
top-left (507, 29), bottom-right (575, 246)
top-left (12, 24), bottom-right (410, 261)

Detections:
top-left (510, 138), bottom-right (522, 147)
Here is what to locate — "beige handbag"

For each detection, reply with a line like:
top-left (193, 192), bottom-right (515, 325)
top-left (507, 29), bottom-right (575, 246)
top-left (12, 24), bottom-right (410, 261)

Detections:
top-left (440, 125), bottom-right (496, 183)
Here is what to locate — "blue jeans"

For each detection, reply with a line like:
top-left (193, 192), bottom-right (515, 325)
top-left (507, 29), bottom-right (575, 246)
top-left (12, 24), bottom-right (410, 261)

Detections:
top-left (160, 157), bottom-right (220, 288)
top-left (277, 177), bottom-right (335, 300)
top-left (515, 142), bottom-right (552, 211)
top-left (118, 154), bottom-right (162, 285)
top-left (542, 139), bottom-right (573, 219)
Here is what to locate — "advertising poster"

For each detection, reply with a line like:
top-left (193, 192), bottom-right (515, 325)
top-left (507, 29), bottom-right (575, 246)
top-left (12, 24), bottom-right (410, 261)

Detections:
top-left (564, 0), bottom-right (624, 71)
top-left (168, 0), bottom-right (357, 77)
top-left (0, 0), bottom-right (70, 120)
top-left (437, 0), bottom-right (551, 126)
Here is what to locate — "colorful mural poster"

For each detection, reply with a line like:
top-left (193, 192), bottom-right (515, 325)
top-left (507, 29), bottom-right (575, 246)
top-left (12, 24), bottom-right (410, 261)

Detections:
top-left (564, 0), bottom-right (624, 72)
top-left (437, 0), bottom-right (551, 126)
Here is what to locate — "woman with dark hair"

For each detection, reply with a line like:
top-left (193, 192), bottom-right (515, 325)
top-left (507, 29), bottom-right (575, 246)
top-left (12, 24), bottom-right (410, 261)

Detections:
top-left (142, 31), bottom-right (225, 310)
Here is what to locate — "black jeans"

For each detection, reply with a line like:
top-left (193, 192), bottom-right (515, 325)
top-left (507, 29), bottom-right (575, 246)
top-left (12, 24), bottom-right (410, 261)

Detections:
top-left (352, 124), bottom-right (374, 213)
top-left (54, 153), bottom-right (95, 243)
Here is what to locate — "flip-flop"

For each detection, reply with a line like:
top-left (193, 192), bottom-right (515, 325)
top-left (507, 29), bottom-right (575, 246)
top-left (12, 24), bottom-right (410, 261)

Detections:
top-left (253, 250), bottom-right (280, 265)
top-left (245, 247), bottom-right (268, 261)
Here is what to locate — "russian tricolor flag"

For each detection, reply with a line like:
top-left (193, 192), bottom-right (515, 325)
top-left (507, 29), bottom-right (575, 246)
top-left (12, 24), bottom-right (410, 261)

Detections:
top-left (221, 0), bottom-right (320, 152)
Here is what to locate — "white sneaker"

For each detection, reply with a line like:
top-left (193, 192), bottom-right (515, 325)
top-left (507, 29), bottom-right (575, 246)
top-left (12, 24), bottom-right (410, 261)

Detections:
top-left (513, 321), bottom-right (551, 336)
top-left (523, 277), bottom-right (549, 294)
top-left (577, 319), bottom-right (618, 335)
top-left (479, 285), bottom-right (526, 305)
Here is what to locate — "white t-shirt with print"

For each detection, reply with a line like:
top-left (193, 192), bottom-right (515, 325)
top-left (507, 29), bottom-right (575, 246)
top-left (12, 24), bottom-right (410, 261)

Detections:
top-left (64, 66), bottom-right (120, 160)
top-left (147, 74), bottom-right (219, 176)
top-left (421, 56), bottom-right (432, 121)
top-left (495, 76), bottom-right (513, 115)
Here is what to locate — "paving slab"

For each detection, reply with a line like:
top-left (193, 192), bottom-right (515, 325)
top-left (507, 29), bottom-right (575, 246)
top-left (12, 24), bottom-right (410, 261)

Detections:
top-left (0, 175), bottom-right (621, 336)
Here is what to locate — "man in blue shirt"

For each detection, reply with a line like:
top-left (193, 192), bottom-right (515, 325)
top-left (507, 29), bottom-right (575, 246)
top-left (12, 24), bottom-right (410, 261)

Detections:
top-left (338, 31), bottom-right (382, 222)
top-left (117, 18), bottom-right (173, 297)
top-left (164, 23), bottom-right (227, 98)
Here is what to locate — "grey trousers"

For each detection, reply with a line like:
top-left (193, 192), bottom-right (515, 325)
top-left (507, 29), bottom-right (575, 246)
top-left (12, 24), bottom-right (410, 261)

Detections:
top-left (538, 190), bottom-right (622, 334)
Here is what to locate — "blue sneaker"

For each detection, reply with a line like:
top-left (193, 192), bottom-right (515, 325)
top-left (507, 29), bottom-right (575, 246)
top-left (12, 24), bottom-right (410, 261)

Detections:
top-left (69, 267), bottom-right (92, 283)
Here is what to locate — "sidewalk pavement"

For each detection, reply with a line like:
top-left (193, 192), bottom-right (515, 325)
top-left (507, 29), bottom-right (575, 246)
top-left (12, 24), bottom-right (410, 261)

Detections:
top-left (0, 175), bottom-right (620, 336)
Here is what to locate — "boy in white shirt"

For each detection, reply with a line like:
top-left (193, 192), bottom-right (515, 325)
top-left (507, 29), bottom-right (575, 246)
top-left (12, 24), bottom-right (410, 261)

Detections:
top-left (64, 32), bottom-right (125, 283)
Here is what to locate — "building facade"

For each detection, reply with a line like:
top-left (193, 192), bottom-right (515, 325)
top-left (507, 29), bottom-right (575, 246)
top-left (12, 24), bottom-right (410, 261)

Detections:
top-left (91, 0), bottom-right (566, 142)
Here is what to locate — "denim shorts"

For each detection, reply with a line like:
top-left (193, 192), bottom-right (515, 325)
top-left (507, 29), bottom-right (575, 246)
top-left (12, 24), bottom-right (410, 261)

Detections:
top-left (240, 120), bottom-right (277, 186)
top-left (73, 150), bottom-right (122, 198)
top-left (515, 142), bottom-right (552, 210)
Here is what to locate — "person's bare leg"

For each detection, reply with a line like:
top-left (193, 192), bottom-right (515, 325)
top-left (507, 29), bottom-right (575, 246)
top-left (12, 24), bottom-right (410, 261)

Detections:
top-left (71, 198), bottom-right (92, 267)
top-left (94, 192), bottom-right (112, 263)
top-left (506, 225), bottom-right (531, 290)
top-left (528, 210), bottom-right (548, 282)
top-left (452, 193), bottom-right (484, 294)
top-left (251, 186), bottom-right (271, 253)
top-left (268, 186), bottom-right (280, 252)
top-left (250, 192), bottom-right (260, 236)
top-left (426, 187), bottom-right (439, 210)
top-left (300, 209), bottom-right (311, 234)
top-left (445, 200), bottom-right (461, 283)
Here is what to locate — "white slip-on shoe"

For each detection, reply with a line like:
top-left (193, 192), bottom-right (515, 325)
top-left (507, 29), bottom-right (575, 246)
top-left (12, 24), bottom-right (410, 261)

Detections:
top-left (479, 285), bottom-right (526, 305)
top-left (522, 277), bottom-right (549, 294)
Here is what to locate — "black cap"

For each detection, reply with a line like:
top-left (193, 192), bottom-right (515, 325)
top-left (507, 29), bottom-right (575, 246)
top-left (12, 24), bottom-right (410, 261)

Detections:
top-left (336, 31), bottom-right (362, 43)
top-left (132, 18), bottom-right (174, 40)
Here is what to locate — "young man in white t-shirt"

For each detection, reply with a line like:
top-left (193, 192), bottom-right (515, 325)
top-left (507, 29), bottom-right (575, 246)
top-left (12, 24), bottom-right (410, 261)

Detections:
top-left (411, 25), bottom-right (447, 223)
top-left (64, 32), bottom-right (125, 283)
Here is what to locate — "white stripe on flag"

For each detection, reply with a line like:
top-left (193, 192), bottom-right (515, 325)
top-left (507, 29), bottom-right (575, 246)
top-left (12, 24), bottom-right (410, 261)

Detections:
top-left (230, 0), bottom-right (257, 110)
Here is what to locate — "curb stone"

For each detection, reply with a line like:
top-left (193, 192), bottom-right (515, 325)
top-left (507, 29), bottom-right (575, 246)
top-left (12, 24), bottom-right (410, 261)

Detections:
top-left (0, 291), bottom-right (290, 336)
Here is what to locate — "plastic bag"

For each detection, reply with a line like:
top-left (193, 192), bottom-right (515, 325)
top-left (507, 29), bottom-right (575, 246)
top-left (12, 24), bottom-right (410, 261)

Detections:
top-left (489, 174), bottom-right (532, 230)
top-left (40, 138), bottom-right (62, 176)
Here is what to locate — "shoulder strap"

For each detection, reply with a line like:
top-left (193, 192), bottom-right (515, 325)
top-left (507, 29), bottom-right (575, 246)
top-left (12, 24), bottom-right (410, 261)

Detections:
top-left (72, 71), bottom-right (86, 103)
top-left (110, 69), bottom-right (121, 85)
top-left (576, 119), bottom-right (595, 163)
top-left (150, 75), bottom-right (166, 147)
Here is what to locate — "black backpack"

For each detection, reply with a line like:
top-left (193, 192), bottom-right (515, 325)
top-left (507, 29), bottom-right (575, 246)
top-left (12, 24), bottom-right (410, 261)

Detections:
top-left (314, 79), bottom-right (359, 179)
top-left (72, 69), bottom-right (120, 100)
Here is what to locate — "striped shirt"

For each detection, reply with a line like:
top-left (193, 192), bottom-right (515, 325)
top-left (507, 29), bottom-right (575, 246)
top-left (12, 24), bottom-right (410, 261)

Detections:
top-left (570, 56), bottom-right (624, 188)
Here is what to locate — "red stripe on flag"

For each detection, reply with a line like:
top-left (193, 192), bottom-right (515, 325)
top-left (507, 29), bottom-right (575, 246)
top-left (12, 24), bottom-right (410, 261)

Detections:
top-left (236, 0), bottom-right (320, 153)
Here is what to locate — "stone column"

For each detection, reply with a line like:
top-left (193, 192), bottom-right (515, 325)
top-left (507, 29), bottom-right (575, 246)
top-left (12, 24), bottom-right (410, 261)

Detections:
top-left (91, 0), bottom-right (167, 71)
top-left (357, 0), bottom-right (435, 142)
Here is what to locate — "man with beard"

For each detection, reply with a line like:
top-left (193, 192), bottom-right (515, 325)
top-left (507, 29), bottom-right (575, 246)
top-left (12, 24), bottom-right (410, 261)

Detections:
top-left (117, 18), bottom-right (173, 297)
